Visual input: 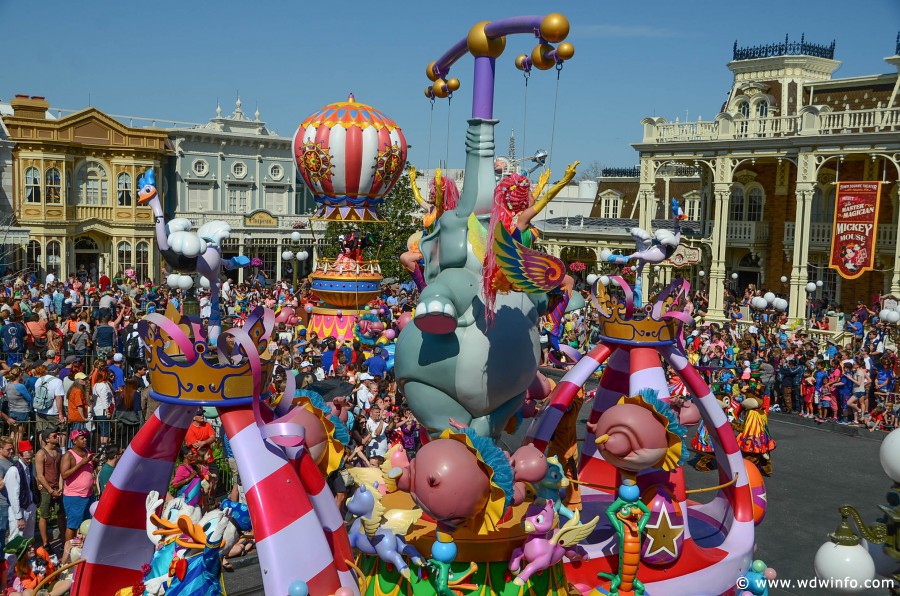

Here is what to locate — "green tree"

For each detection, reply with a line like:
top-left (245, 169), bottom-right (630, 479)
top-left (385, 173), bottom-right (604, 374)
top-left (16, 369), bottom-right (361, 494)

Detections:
top-left (320, 166), bottom-right (421, 282)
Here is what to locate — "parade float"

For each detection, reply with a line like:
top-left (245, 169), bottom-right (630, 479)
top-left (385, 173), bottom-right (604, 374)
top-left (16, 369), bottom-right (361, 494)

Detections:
top-left (295, 94), bottom-right (407, 341)
top-left (69, 13), bottom-right (770, 596)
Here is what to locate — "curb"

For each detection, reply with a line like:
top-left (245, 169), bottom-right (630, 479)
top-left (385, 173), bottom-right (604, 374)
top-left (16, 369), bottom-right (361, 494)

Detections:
top-left (227, 550), bottom-right (259, 571)
top-left (769, 411), bottom-right (888, 442)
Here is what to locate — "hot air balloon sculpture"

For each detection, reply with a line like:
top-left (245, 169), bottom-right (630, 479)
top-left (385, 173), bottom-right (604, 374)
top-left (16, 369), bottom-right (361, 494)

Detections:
top-left (294, 94), bottom-right (408, 340)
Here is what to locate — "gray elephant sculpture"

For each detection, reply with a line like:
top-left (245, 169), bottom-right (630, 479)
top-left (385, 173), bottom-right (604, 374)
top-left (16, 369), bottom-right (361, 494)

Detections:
top-left (394, 119), bottom-right (547, 438)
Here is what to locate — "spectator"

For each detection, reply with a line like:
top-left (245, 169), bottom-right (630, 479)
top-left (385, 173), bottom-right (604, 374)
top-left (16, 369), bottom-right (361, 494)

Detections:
top-left (60, 430), bottom-right (95, 541)
top-left (34, 429), bottom-right (65, 550)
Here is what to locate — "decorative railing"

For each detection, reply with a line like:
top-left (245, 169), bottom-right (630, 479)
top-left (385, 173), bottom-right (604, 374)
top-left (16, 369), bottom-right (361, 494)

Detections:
top-left (784, 222), bottom-right (897, 250)
top-left (732, 35), bottom-right (835, 61)
top-left (313, 257), bottom-right (382, 275)
top-left (600, 167), bottom-right (640, 178)
top-left (53, 108), bottom-right (203, 129)
top-left (702, 220), bottom-right (770, 244)
top-left (642, 107), bottom-right (900, 143)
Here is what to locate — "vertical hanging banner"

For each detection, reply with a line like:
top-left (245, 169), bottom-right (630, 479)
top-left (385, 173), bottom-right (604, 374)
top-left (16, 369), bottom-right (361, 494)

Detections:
top-left (829, 181), bottom-right (882, 280)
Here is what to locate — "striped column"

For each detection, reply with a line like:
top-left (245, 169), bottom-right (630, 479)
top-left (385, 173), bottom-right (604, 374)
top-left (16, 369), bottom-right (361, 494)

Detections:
top-left (628, 347), bottom-right (671, 399)
top-left (294, 446), bottom-right (359, 594)
top-left (527, 343), bottom-right (612, 451)
top-left (582, 346), bottom-right (630, 460)
top-left (219, 407), bottom-right (344, 595)
top-left (660, 345), bottom-right (753, 524)
top-left (73, 403), bottom-right (195, 595)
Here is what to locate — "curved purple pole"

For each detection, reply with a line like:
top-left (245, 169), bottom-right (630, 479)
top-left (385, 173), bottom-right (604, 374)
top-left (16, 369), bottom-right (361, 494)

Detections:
top-left (428, 15), bottom-right (548, 120)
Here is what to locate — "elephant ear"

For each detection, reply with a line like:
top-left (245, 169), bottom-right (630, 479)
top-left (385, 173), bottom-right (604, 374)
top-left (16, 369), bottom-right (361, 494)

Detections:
top-left (467, 214), bottom-right (487, 262)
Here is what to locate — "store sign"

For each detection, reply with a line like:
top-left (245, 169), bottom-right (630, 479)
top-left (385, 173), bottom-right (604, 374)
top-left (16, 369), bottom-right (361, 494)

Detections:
top-left (829, 182), bottom-right (881, 280)
top-left (667, 244), bottom-right (702, 267)
top-left (244, 210), bottom-right (278, 227)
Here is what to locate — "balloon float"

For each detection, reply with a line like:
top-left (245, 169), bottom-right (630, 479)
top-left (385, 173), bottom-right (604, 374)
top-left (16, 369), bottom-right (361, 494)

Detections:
top-left (295, 94), bottom-right (407, 341)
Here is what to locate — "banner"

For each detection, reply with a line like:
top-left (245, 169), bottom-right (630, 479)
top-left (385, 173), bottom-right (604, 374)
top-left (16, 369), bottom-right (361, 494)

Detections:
top-left (829, 181), bottom-right (882, 280)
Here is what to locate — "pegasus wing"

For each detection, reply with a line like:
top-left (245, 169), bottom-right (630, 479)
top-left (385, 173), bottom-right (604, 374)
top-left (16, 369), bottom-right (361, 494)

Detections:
top-left (630, 227), bottom-right (653, 252)
top-left (493, 223), bottom-right (565, 293)
top-left (468, 214), bottom-right (487, 262)
top-left (382, 508), bottom-right (423, 536)
top-left (552, 512), bottom-right (601, 548)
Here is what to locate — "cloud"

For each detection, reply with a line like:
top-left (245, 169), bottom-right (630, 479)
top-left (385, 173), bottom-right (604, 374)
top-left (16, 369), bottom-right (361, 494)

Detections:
top-left (579, 24), bottom-right (686, 39)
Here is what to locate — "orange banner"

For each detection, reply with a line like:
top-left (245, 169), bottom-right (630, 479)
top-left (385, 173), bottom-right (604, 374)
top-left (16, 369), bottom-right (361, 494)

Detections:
top-left (829, 181), bottom-right (882, 280)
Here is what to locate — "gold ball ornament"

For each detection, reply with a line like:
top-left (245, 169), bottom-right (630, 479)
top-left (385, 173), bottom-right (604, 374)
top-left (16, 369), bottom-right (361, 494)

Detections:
top-left (424, 86), bottom-right (434, 99)
top-left (447, 78), bottom-right (460, 92)
top-left (432, 79), bottom-right (449, 99)
top-left (425, 61), bottom-right (438, 82)
top-left (531, 43), bottom-right (555, 71)
top-left (515, 54), bottom-right (529, 70)
top-left (540, 13), bottom-right (569, 43)
top-left (556, 42), bottom-right (575, 60)
top-left (467, 21), bottom-right (506, 58)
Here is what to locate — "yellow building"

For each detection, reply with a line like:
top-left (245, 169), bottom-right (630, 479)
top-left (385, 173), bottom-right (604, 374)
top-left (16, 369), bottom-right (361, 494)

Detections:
top-left (1, 95), bottom-right (170, 282)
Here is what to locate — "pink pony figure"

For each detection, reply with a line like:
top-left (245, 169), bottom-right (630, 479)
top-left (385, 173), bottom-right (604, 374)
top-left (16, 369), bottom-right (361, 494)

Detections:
top-left (508, 499), bottom-right (599, 586)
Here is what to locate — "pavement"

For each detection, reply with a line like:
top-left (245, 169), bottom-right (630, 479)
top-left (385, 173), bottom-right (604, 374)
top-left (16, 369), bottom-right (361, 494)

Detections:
top-left (223, 371), bottom-right (894, 595)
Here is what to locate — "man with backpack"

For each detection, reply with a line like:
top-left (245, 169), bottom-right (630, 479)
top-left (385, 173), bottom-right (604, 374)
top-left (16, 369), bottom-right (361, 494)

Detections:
top-left (0, 312), bottom-right (26, 365)
top-left (33, 364), bottom-right (65, 439)
top-left (123, 323), bottom-right (143, 376)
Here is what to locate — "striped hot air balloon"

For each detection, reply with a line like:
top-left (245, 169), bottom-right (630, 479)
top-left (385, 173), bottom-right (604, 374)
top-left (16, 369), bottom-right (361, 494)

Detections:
top-left (294, 94), bottom-right (407, 222)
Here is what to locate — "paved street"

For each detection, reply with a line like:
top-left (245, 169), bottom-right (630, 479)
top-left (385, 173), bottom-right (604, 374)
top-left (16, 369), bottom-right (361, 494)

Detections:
top-left (224, 394), bottom-right (892, 595)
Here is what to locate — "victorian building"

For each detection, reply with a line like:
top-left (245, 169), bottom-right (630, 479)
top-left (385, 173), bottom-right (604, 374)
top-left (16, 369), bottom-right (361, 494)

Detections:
top-left (633, 35), bottom-right (900, 320)
top-left (1, 95), bottom-right (169, 282)
top-left (165, 99), bottom-right (316, 284)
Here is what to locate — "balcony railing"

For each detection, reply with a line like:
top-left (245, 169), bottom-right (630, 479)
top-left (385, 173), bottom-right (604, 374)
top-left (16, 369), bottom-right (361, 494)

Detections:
top-left (703, 220), bottom-right (770, 244)
top-left (642, 106), bottom-right (900, 143)
top-left (732, 35), bottom-right (835, 61)
top-left (784, 222), bottom-right (898, 250)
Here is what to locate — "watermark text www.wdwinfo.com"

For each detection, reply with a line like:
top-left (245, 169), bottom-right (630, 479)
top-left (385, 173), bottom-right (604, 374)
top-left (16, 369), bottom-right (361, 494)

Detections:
top-left (737, 576), bottom-right (896, 591)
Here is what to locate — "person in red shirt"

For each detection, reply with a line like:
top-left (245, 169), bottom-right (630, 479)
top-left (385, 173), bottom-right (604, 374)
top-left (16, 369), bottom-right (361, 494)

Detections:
top-left (98, 273), bottom-right (110, 292)
top-left (184, 409), bottom-right (217, 491)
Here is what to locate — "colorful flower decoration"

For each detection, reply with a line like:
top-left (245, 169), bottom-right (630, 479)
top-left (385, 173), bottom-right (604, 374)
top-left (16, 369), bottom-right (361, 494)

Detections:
top-left (569, 261), bottom-right (586, 272)
top-left (250, 257), bottom-right (264, 268)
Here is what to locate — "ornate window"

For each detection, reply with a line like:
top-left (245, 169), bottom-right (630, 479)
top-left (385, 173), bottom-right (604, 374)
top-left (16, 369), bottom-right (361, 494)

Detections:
top-left (682, 191), bottom-right (702, 221)
top-left (117, 241), bottom-right (132, 274)
top-left (74, 237), bottom-right (98, 251)
top-left (269, 164), bottom-right (283, 180)
top-left (729, 186), bottom-right (745, 221)
top-left (192, 159), bottom-right (208, 177)
top-left (45, 168), bottom-right (61, 204)
top-left (227, 187), bottom-right (248, 213)
top-left (76, 161), bottom-right (109, 205)
top-left (597, 190), bottom-right (622, 219)
top-left (811, 186), bottom-right (836, 223)
top-left (26, 240), bottom-right (41, 273)
top-left (25, 167), bottom-right (41, 203)
top-left (738, 101), bottom-right (750, 118)
top-left (117, 173), bottom-right (133, 206)
top-left (136, 241), bottom-right (149, 282)
top-left (232, 161), bottom-right (247, 179)
top-left (265, 188), bottom-right (286, 214)
top-left (46, 240), bottom-right (61, 276)
top-left (746, 187), bottom-right (764, 221)
top-left (755, 101), bottom-right (768, 118)
top-left (807, 263), bottom-right (838, 302)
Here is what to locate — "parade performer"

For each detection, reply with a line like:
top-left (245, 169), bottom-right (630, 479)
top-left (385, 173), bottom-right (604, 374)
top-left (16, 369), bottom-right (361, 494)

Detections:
top-left (402, 167), bottom-right (460, 291)
top-left (333, 231), bottom-right (375, 273)
top-left (736, 389), bottom-right (776, 476)
top-left (480, 163), bottom-right (579, 323)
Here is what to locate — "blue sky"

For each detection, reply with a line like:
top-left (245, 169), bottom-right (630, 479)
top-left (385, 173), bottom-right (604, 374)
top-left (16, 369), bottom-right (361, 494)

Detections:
top-left (2, 0), bottom-right (898, 172)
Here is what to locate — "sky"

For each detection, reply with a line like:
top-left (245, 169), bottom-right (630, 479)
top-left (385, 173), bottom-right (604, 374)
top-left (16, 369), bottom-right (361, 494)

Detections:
top-left (2, 0), bottom-right (899, 174)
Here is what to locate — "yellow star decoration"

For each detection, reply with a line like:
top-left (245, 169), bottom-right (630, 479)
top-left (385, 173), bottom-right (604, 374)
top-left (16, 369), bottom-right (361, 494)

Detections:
top-left (643, 506), bottom-right (684, 559)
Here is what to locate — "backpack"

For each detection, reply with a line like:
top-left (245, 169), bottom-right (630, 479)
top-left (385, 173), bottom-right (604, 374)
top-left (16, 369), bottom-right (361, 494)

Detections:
top-left (4, 326), bottom-right (20, 352)
top-left (33, 375), bottom-right (55, 412)
top-left (124, 331), bottom-right (141, 360)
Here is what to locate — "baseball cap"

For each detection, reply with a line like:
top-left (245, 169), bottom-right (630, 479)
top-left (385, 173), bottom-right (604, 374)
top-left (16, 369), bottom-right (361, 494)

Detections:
top-left (113, 353), bottom-right (123, 362)
top-left (69, 429), bottom-right (89, 441)
top-left (300, 361), bottom-right (312, 368)
top-left (74, 372), bottom-right (87, 380)
top-left (359, 373), bottom-right (374, 381)
top-left (40, 428), bottom-right (57, 443)
top-left (46, 349), bottom-right (57, 358)
top-left (46, 362), bottom-right (60, 374)
top-left (64, 355), bottom-right (77, 365)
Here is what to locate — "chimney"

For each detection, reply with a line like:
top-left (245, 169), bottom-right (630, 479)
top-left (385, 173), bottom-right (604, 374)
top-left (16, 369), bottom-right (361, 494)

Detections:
top-left (9, 95), bottom-right (49, 120)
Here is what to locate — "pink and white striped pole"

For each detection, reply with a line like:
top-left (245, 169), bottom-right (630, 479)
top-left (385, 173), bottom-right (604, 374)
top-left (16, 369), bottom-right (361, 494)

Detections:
top-left (73, 403), bottom-right (195, 595)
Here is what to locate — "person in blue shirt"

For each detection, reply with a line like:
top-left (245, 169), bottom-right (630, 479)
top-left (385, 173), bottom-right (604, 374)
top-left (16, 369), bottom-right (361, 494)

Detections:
top-left (813, 361), bottom-right (830, 419)
top-left (109, 353), bottom-right (126, 393)
top-left (875, 357), bottom-right (895, 398)
top-left (364, 346), bottom-right (387, 378)
top-left (846, 314), bottom-right (864, 348)
top-left (321, 340), bottom-right (337, 376)
top-left (824, 338), bottom-right (839, 360)
top-left (0, 315), bottom-right (26, 364)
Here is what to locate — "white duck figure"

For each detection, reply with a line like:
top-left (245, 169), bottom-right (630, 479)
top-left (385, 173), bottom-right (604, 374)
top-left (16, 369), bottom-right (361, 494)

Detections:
top-left (606, 197), bottom-right (685, 307)
top-left (137, 169), bottom-right (249, 346)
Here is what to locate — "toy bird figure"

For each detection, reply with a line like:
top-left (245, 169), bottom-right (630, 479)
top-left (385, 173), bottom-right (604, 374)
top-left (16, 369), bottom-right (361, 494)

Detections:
top-left (606, 197), bottom-right (684, 307)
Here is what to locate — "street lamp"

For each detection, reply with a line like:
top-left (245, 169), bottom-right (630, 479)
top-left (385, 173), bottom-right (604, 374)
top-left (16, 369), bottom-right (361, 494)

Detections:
top-left (815, 428), bottom-right (900, 593)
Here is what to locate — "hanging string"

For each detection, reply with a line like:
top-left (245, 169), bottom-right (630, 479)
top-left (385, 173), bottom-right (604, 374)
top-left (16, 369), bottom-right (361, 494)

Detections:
top-left (522, 71), bottom-right (530, 167)
top-left (547, 62), bottom-right (563, 172)
top-left (426, 98), bottom-right (435, 177)
top-left (445, 93), bottom-right (453, 167)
